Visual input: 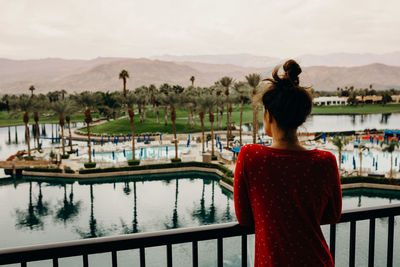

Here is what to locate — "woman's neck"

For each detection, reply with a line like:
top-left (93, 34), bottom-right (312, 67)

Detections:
top-left (270, 129), bottom-right (306, 151)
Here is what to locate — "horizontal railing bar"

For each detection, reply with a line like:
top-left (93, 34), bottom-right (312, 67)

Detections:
top-left (1, 203), bottom-right (400, 265)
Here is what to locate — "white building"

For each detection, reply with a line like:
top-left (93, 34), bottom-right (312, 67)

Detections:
top-left (313, 96), bottom-right (347, 106)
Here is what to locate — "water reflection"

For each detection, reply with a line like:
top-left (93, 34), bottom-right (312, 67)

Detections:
top-left (76, 184), bottom-right (108, 238)
top-left (121, 181), bottom-right (139, 234)
top-left (55, 184), bottom-right (81, 225)
top-left (165, 179), bottom-right (179, 229)
top-left (15, 182), bottom-right (43, 230)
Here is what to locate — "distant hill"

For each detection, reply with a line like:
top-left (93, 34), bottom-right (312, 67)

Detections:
top-left (152, 53), bottom-right (281, 68)
top-left (0, 58), bottom-right (265, 94)
top-left (0, 57), bottom-right (400, 94)
top-left (296, 51), bottom-right (400, 67)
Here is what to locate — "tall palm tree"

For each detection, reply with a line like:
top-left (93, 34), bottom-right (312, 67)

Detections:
top-left (119, 70), bottom-right (130, 97)
top-left (203, 94), bottom-right (217, 157)
top-left (196, 96), bottom-right (209, 153)
top-left (233, 82), bottom-right (250, 146)
top-left (163, 92), bottom-right (182, 159)
top-left (60, 90), bottom-right (67, 100)
top-left (160, 83), bottom-right (171, 126)
top-left (190, 76), bottom-right (195, 87)
top-left (357, 144), bottom-right (369, 176)
top-left (219, 77), bottom-right (233, 147)
top-left (29, 85), bottom-right (35, 97)
top-left (9, 95), bottom-right (33, 156)
top-left (125, 91), bottom-right (139, 160)
top-left (333, 136), bottom-right (348, 170)
top-left (72, 92), bottom-right (98, 163)
top-left (246, 73), bottom-right (261, 144)
top-left (51, 100), bottom-right (74, 156)
top-left (381, 139), bottom-right (399, 178)
top-left (136, 86), bottom-right (149, 122)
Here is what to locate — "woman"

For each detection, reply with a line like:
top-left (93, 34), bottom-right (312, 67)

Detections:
top-left (234, 59), bottom-right (342, 267)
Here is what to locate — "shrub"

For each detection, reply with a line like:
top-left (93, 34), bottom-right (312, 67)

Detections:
top-left (84, 162), bottom-right (97, 168)
top-left (67, 149), bottom-right (76, 154)
top-left (61, 154), bottom-right (70, 159)
top-left (171, 158), bottom-right (182, 163)
top-left (64, 166), bottom-right (75, 173)
top-left (24, 167), bottom-right (62, 173)
top-left (23, 156), bottom-right (35, 161)
top-left (128, 159), bottom-right (140, 166)
top-left (49, 151), bottom-right (55, 159)
top-left (211, 155), bottom-right (218, 161)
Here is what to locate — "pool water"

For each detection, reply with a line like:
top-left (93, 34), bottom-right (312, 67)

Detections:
top-left (1, 173), bottom-right (400, 266)
top-left (93, 145), bottom-right (191, 162)
top-left (330, 150), bottom-right (400, 174)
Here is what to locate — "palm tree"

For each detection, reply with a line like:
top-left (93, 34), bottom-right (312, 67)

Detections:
top-left (136, 86), bottom-right (149, 122)
top-left (204, 94), bottom-right (217, 157)
top-left (332, 136), bottom-right (348, 170)
top-left (9, 95), bottom-right (33, 156)
top-left (60, 90), bottom-right (67, 100)
top-left (72, 92), bottom-right (98, 163)
top-left (190, 76), bottom-right (195, 87)
top-left (357, 144), bottom-right (369, 176)
top-left (233, 82), bottom-right (250, 146)
top-left (31, 97), bottom-right (46, 150)
top-left (196, 96), bottom-right (208, 153)
top-left (381, 139), bottom-right (399, 178)
top-left (29, 85), bottom-right (35, 97)
top-left (245, 73), bottom-right (261, 144)
top-left (160, 83), bottom-right (171, 126)
top-left (51, 100), bottom-right (74, 156)
top-left (219, 77), bottom-right (233, 147)
top-left (119, 70), bottom-right (130, 97)
top-left (125, 91), bottom-right (139, 160)
top-left (163, 92), bottom-right (182, 159)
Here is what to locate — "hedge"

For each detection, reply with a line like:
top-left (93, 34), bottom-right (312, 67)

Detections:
top-left (24, 167), bottom-right (62, 173)
top-left (78, 161), bottom-right (235, 183)
top-left (341, 176), bottom-right (400, 186)
top-left (61, 154), bottom-right (70, 159)
top-left (84, 162), bottom-right (97, 168)
top-left (128, 160), bottom-right (141, 166)
top-left (171, 158), bottom-right (182, 163)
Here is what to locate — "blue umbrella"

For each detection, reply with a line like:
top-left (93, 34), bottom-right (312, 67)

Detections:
top-left (128, 134), bottom-right (131, 140)
top-left (352, 156), bottom-right (356, 170)
top-left (215, 134), bottom-right (217, 140)
top-left (93, 139), bottom-right (95, 145)
top-left (206, 140), bottom-right (208, 148)
top-left (166, 146), bottom-right (168, 156)
top-left (39, 143), bottom-right (42, 150)
top-left (108, 136), bottom-right (111, 142)
top-left (395, 157), bottom-right (398, 167)
top-left (370, 136), bottom-right (373, 143)
top-left (186, 139), bottom-right (190, 147)
top-left (76, 148), bottom-right (79, 156)
top-left (140, 148), bottom-right (144, 158)
top-left (147, 135), bottom-right (150, 142)
top-left (124, 135), bottom-right (126, 142)
top-left (112, 151), bottom-right (115, 160)
top-left (160, 134), bottom-right (162, 140)
top-left (101, 138), bottom-right (104, 146)
top-left (123, 149), bottom-right (126, 157)
top-left (138, 136), bottom-right (141, 142)
top-left (219, 142), bottom-right (222, 152)
top-left (93, 149), bottom-right (95, 157)
top-left (372, 157), bottom-right (375, 167)
top-left (376, 160), bottom-right (378, 171)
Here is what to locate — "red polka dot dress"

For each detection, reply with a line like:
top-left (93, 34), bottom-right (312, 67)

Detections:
top-left (234, 145), bottom-right (342, 267)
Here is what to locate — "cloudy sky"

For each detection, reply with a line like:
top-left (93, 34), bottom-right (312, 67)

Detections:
top-left (1, 0), bottom-right (399, 60)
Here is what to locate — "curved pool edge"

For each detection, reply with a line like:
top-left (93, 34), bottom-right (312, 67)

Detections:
top-left (21, 166), bottom-right (235, 192)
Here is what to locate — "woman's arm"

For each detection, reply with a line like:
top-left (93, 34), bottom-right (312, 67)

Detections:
top-left (321, 154), bottom-right (342, 225)
top-left (234, 147), bottom-right (254, 226)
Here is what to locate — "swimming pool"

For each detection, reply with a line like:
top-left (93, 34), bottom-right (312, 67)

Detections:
top-left (92, 145), bottom-right (192, 162)
top-left (330, 150), bottom-right (400, 174)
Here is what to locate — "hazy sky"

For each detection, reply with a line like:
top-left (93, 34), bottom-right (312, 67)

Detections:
top-left (1, 0), bottom-right (399, 60)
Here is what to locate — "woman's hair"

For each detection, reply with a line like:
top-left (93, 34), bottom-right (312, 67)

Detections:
top-left (261, 59), bottom-right (312, 133)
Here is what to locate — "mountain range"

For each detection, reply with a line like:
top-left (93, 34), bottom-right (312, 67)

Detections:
top-left (0, 52), bottom-right (399, 94)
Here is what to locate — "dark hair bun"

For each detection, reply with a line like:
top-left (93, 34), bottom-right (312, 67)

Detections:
top-left (283, 59), bottom-right (301, 85)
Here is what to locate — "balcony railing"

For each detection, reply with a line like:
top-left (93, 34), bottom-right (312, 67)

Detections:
top-left (1, 203), bottom-right (400, 267)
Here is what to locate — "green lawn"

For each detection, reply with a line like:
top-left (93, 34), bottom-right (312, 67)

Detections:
top-left (312, 104), bottom-right (400, 114)
top-left (0, 111), bottom-right (99, 127)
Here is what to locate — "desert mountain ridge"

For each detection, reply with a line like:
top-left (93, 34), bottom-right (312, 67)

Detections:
top-left (0, 55), bottom-right (400, 94)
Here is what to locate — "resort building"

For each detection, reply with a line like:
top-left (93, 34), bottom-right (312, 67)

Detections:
top-left (356, 95), bottom-right (383, 104)
top-left (313, 96), bottom-right (347, 106)
top-left (391, 95), bottom-right (400, 103)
